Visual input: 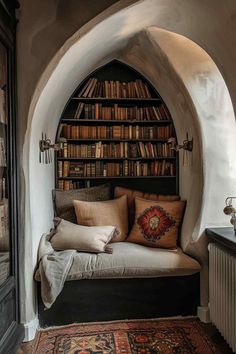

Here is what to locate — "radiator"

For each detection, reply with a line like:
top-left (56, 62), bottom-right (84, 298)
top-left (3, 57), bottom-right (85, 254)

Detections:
top-left (209, 243), bottom-right (236, 353)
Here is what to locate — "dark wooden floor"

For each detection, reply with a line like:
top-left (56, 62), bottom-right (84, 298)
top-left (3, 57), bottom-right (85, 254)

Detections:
top-left (16, 339), bottom-right (35, 354)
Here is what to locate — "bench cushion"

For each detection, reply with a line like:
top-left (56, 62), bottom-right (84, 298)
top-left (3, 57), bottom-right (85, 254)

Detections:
top-left (67, 242), bottom-right (201, 281)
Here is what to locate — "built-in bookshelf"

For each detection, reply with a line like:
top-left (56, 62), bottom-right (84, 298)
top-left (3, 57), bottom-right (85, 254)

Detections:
top-left (0, 41), bottom-right (9, 286)
top-left (55, 60), bottom-right (178, 195)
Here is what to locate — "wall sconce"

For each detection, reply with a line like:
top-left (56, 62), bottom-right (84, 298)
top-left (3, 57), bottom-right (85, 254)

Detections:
top-left (168, 133), bottom-right (193, 166)
top-left (167, 132), bottom-right (193, 152)
top-left (223, 197), bottom-right (236, 234)
top-left (39, 133), bottom-right (65, 164)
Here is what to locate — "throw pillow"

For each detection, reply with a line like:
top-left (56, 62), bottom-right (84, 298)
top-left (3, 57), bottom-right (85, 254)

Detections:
top-left (50, 218), bottom-right (117, 253)
top-left (52, 183), bottom-right (111, 224)
top-left (127, 197), bottom-right (186, 249)
top-left (114, 186), bottom-right (180, 227)
top-left (73, 195), bottom-right (128, 242)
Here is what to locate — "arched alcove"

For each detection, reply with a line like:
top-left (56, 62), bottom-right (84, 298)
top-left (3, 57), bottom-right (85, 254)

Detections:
top-left (21, 0), bottom-right (236, 336)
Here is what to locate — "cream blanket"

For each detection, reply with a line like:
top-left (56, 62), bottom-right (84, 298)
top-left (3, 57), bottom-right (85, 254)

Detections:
top-left (37, 232), bottom-right (76, 309)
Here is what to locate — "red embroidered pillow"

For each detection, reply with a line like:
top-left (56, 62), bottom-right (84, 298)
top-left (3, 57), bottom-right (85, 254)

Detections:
top-left (114, 186), bottom-right (180, 228)
top-left (127, 197), bottom-right (186, 249)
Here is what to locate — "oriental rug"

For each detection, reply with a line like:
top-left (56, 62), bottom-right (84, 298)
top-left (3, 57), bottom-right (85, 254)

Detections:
top-left (32, 318), bottom-right (232, 354)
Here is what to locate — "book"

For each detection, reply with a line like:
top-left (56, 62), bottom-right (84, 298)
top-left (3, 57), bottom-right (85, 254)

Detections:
top-left (0, 138), bottom-right (6, 166)
top-left (78, 78), bottom-right (92, 97)
top-left (58, 161), bottom-right (63, 177)
top-left (74, 103), bottom-right (84, 119)
top-left (63, 161), bottom-right (70, 177)
top-left (87, 78), bottom-right (98, 98)
top-left (82, 78), bottom-right (96, 97)
top-left (0, 251), bottom-right (10, 284)
top-left (0, 200), bottom-right (9, 251)
top-left (0, 88), bottom-right (6, 124)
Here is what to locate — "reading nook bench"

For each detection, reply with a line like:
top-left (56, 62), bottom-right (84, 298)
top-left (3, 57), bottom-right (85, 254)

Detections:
top-left (37, 241), bottom-right (200, 327)
top-left (35, 176), bottom-right (203, 328)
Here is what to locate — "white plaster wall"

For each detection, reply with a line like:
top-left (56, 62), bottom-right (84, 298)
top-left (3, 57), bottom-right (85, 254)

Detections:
top-left (134, 28), bottom-right (236, 241)
top-left (119, 29), bottom-right (204, 254)
top-left (21, 0), bottom-right (236, 327)
top-left (122, 28), bottom-right (236, 307)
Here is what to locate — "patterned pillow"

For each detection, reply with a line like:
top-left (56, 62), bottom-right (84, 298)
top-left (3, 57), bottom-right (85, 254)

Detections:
top-left (52, 184), bottom-right (111, 224)
top-left (127, 197), bottom-right (186, 249)
top-left (114, 186), bottom-right (180, 228)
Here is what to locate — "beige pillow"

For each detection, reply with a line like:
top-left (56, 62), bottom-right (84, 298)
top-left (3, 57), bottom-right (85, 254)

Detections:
top-left (51, 219), bottom-right (117, 253)
top-left (52, 184), bottom-right (111, 223)
top-left (127, 197), bottom-right (186, 249)
top-left (114, 186), bottom-right (180, 228)
top-left (73, 195), bottom-right (128, 242)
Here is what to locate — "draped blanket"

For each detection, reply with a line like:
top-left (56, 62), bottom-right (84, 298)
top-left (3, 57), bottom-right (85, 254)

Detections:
top-left (37, 232), bottom-right (76, 309)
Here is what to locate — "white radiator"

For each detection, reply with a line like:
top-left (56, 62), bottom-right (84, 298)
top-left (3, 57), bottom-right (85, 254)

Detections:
top-left (209, 243), bottom-right (236, 353)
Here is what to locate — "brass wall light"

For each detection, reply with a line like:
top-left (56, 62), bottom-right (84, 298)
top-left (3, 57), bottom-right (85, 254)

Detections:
top-left (167, 132), bottom-right (193, 152)
top-left (167, 132), bottom-right (193, 166)
top-left (39, 133), bottom-right (65, 164)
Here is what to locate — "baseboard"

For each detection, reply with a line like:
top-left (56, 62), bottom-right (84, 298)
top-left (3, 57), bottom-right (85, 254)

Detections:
top-left (197, 306), bottom-right (210, 323)
top-left (23, 317), bottom-right (39, 342)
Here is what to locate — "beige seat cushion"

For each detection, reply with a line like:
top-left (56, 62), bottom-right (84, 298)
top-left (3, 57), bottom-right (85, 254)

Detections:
top-left (67, 242), bottom-right (201, 281)
top-left (73, 195), bottom-right (128, 242)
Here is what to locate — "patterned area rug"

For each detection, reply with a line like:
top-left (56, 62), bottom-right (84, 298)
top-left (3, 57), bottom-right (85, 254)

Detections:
top-left (33, 318), bottom-right (232, 354)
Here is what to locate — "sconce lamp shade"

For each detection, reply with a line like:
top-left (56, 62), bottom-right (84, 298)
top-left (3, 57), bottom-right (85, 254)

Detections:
top-left (223, 205), bottom-right (236, 215)
top-left (223, 197), bottom-right (236, 234)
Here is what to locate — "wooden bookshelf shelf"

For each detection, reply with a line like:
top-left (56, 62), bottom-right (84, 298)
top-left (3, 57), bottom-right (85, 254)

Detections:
top-left (61, 119), bottom-right (172, 125)
top-left (58, 176), bottom-right (176, 180)
top-left (63, 138), bottom-right (170, 143)
top-left (72, 97), bottom-right (161, 104)
top-left (57, 157), bottom-right (176, 161)
top-left (55, 60), bottom-right (178, 192)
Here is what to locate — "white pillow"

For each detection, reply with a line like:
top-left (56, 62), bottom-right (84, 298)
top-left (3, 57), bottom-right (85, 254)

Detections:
top-left (50, 218), bottom-right (117, 253)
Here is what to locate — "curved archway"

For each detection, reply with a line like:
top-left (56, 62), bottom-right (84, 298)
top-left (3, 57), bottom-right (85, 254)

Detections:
top-left (22, 0), bottom-right (236, 332)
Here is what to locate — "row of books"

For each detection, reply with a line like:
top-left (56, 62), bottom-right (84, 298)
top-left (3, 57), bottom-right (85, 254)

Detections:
top-left (78, 77), bottom-right (152, 98)
top-left (58, 142), bottom-right (175, 159)
top-left (57, 180), bottom-right (86, 190)
top-left (58, 160), bottom-right (175, 178)
top-left (74, 103), bottom-right (169, 121)
top-left (61, 124), bottom-right (173, 140)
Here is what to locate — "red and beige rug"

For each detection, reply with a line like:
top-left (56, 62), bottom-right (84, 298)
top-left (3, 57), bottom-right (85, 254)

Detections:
top-left (31, 318), bottom-right (232, 354)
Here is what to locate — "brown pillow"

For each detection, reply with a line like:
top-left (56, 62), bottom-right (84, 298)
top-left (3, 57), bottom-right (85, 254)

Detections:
top-left (127, 197), bottom-right (186, 249)
top-left (52, 184), bottom-right (111, 223)
top-left (50, 218), bottom-right (117, 253)
top-left (114, 186), bottom-right (180, 227)
top-left (73, 195), bottom-right (128, 242)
